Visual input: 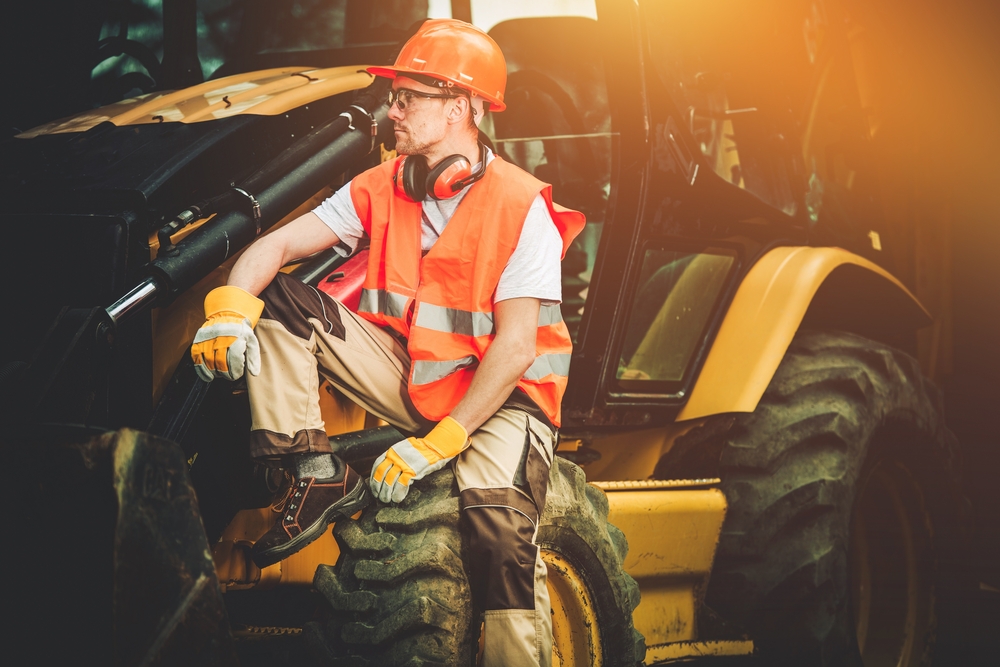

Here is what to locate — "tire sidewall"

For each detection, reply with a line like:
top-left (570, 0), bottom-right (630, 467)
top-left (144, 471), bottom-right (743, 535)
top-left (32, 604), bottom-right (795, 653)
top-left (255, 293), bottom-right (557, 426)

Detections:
top-left (703, 330), bottom-right (964, 666)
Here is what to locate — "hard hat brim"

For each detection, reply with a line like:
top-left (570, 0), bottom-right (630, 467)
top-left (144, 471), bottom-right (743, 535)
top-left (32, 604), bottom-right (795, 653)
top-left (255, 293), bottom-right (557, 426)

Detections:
top-left (367, 65), bottom-right (506, 112)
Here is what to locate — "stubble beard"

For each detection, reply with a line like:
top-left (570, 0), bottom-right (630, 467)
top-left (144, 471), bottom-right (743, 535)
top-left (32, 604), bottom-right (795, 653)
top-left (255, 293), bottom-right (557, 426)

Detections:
top-left (393, 130), bottom-right (430, 157)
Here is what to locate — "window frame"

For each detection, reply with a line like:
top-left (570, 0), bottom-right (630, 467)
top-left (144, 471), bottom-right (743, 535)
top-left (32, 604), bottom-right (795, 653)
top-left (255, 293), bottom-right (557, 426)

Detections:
top-left (605, 237), bottom-right (744, 403)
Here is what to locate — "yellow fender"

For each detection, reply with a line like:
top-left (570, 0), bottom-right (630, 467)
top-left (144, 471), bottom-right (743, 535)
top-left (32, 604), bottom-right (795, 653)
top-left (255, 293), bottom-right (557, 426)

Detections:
top-left (677, 246), bottom-right (930, 421)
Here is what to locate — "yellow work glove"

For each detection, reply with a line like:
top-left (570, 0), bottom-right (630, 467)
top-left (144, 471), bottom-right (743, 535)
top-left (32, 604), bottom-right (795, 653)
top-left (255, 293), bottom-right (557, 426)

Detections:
top-left (370, 416), bottom-right (470, 503)
top-left (190, 285), bottom-right (265, 382)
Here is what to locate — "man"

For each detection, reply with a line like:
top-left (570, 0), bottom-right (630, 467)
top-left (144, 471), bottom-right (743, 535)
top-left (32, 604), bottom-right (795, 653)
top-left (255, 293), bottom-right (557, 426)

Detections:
top-left (191, 19), bottom-right (584, 667)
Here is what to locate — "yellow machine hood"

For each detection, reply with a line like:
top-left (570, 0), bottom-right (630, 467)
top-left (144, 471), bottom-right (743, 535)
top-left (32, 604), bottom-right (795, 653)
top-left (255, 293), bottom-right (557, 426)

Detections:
top-left (17, 66), bottom-right (375, 139)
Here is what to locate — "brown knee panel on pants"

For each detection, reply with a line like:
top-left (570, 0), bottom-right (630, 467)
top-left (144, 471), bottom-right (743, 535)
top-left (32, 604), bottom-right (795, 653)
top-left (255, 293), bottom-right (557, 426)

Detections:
top-left (260, 272), bottom-right (346, 342)
top-left (460, 488), bottom-right (540, 611)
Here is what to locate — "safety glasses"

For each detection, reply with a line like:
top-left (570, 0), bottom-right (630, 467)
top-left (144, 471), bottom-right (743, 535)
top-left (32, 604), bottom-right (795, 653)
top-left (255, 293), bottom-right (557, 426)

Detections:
top-left (388, 87), bottom-right (463, 111)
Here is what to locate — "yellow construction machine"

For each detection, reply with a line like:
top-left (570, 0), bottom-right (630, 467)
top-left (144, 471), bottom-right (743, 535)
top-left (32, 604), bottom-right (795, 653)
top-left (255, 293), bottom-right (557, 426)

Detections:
top-left (3, 1), bottom-right (966, 666)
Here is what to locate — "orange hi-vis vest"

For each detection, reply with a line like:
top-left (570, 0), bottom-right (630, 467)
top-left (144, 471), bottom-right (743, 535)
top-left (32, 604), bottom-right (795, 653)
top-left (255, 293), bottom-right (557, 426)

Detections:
top-left (350, 156), bottom-right (585, 427)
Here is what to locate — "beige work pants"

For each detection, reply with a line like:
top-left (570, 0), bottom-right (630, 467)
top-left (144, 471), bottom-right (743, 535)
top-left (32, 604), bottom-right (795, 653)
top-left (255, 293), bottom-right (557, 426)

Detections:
top-left (246, 274), bottom-right (554, 667)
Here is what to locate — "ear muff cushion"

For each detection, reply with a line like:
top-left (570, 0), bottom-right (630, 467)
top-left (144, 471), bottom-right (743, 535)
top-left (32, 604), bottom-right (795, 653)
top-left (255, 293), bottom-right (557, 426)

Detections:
top-left (394, 155), bottom-right (430, 201)
top-left (427, 154), bottom-right (473, 200)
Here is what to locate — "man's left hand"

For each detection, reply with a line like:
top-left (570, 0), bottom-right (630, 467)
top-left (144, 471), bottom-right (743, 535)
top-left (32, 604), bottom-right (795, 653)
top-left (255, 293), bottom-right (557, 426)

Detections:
top-left (370, 416), bottom-right (469, 503)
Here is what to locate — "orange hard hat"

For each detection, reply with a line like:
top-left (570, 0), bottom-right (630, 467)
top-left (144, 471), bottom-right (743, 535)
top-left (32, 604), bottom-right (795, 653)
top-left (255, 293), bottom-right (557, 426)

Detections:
top-left (368, 19), bottom-right (507, 112)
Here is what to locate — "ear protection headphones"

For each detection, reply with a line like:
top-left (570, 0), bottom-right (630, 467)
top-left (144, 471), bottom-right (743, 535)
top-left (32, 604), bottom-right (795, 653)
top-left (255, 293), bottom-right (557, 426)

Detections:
top-left (393, 143), bottom-right (488, 201)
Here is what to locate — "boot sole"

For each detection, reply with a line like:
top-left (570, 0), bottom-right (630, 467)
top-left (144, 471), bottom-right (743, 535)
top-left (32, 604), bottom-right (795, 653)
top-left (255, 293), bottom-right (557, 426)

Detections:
top-left (251, 476), bottom-right (371, 569)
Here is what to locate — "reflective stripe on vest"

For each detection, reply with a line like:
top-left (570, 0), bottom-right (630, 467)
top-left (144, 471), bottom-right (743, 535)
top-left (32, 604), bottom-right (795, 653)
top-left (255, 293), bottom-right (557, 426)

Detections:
top-left (410, 303), bottom-right (568, 387)
top-left (523, 353), bottom-right (571, 380)
top-left (412, 351), bottom-right (570, 386)
top-left (538, 303), bottom-right (563, 326)
top-left (414, 303), bottom-right (564, 337)
top-left (359, 288), bottom-right (409, 320)
top-left (415, 303), bottom-right (495, 337)
top-left (412, 356), bottom-right (480, 386)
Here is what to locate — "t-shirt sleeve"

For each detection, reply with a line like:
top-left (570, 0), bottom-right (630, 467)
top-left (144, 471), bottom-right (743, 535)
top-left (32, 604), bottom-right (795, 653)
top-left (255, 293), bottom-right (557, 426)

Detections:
top-left (311, 180), bottom-right (365, 257)
top-left (495, 194), bottom-right (563, 305)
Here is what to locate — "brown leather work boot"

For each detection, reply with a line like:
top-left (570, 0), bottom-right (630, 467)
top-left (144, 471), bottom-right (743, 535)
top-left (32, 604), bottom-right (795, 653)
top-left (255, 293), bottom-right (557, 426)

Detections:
top-left (250, 465), bottom-right (370, 568)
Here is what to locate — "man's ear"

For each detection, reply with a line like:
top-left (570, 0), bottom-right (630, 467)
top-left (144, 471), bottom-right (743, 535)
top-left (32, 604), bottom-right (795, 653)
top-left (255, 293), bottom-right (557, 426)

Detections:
top-left (448, 95), bottom-right (471, 125)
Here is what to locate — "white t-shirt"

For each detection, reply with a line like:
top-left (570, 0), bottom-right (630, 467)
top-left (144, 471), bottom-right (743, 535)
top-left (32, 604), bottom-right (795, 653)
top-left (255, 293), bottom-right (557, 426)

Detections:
top-left (312, 149), bottom-right (563, 304)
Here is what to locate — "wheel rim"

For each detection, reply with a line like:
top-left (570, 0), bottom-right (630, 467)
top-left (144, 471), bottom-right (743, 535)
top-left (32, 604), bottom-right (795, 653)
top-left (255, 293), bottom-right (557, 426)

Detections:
top-left (543, 549), bottom-right (603, 667)
top-left (850, 458), bottom-right (934, 666)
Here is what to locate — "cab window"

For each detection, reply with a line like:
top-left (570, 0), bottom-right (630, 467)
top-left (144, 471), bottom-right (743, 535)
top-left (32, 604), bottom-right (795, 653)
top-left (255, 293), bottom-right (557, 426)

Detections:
top-left (616, 247), bottom-right (737, 393)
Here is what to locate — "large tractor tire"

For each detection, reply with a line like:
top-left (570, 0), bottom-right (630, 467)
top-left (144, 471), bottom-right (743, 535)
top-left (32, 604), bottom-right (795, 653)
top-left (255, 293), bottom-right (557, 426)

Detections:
top-left (305, 457), bottom-right (643, 666)
top-left (704, 329), bottom-right (963, 666)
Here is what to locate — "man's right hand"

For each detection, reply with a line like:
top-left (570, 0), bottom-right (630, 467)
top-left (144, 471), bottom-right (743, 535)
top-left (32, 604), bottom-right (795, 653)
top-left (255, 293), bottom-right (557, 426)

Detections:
top-left (191, 285), bottom-right (265, 382)
top-left (370, 416), bottom-right (470, 503)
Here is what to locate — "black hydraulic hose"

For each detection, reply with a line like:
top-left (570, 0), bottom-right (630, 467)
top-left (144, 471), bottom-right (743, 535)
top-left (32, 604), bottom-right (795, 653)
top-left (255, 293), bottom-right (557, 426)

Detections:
top-left (329, 425), bottom-right (405, 466)
top-left (156, 77), bottom-right (394, 256)
top-left (106, 98), bottom-right (390, 324)
top-left (145, 103), bottom-right (391, 305)
top-left (237, 76), bottom-right (391, 202)
top-left (105, 79), bottom-right (394, 326)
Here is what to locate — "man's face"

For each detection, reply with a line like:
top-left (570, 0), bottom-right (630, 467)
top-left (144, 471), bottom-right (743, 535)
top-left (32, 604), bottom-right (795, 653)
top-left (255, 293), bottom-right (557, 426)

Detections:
top-left (388, 76), bottom-right (460, 155)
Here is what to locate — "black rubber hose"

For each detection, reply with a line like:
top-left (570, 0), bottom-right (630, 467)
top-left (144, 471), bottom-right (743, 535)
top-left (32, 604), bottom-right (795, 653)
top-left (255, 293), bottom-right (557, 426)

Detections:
top-left (160, 74), bottom-right (394, 251)
top-left (329, 425), bottom-right (404, 467)
top-left (147, 103), bottom-right (391, 304)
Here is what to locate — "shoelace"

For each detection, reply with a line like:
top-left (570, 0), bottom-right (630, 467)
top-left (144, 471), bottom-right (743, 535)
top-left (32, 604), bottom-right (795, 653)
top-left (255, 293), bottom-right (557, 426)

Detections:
top-left (269, 470), bottom-right (296, 514)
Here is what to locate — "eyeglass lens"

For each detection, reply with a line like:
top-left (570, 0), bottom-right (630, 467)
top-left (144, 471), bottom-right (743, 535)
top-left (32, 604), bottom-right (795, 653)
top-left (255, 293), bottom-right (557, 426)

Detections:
top-left (389, 89), bottom-right (426, 110)
top-left (388, 88), bottom-right (459, 110)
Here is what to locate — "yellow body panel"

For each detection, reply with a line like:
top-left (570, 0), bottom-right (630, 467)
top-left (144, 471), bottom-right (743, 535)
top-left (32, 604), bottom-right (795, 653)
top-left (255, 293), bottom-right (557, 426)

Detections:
top-left (602, 487), bottom-right (727, 647)
top-left (677, 246), bottom-right (929, 421)
top-left (571, 421), bottom-right (707, 483)
top-left (316, 380), bottom-right (369, 435)
top-left (17, 66), bottom-right (374, 138)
